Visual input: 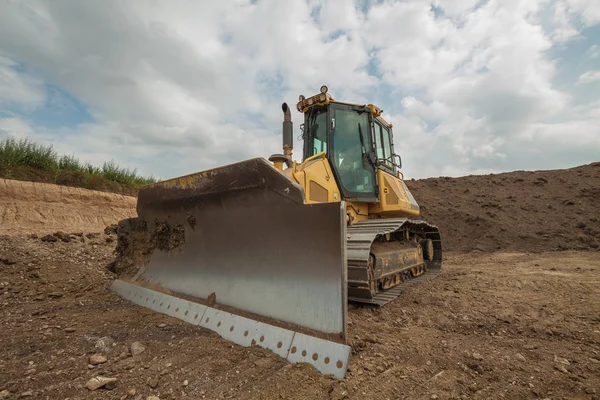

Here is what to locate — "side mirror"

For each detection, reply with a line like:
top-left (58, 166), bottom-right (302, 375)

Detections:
top-left (395, 154), bottom-right (402, 169)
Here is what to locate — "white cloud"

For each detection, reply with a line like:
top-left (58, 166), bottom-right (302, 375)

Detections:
top-left (0, 117), bottom-right (35, 139)
top-left (0, 0), bottom-right (598, 180)
top-left (566, 0), bottom-right (600, 25)
top-left (587, 44), bottom-right (600, 59)
top-left (578, 70), bottom-right (600, 84)
top-left (0, 56), bottom-right (45, 110)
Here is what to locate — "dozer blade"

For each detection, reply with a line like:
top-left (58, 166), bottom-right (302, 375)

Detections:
top-left (111, 158), bottom-right (351, 378)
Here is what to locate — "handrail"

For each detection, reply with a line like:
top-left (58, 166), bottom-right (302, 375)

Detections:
top-left (299, 152), bottom-right (326, 171)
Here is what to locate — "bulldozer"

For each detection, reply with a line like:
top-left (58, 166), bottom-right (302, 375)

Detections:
top-left (111, 86), bottom-right (442, 379)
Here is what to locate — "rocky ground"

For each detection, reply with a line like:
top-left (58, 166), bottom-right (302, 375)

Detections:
top-left (0, 162), bottom-right (599, 399)
top-left (0, 234), bottom-right (598, 400)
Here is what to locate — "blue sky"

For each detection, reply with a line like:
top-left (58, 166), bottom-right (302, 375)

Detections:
top-left (0, 0), bottom-right (599, 179)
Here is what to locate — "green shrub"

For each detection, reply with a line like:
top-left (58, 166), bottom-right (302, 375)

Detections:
top-left (0, 138), bottom-right (58, 171)
top-left (0, 137), bottom-right (157, 190)
top-left (58, 154), bottom-right (82, 171)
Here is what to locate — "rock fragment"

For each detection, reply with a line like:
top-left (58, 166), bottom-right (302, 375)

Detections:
top-left (554, 364), bottom-right (568, 373)
top-left (89, 353), bottom-right (107, 365)
top-left (131, 341), bottom-right (146, 356)
top-left (41, 234), bottom-right (58, 243)
top-left (53, 231), bottom-right (71, 242)
top-left (515, 353), bottom-right (526, 362)
top-left (0, 390), bottom-right (9, 399)
top-left (85, 376), bottom-right (118, 391)
top-left (554, 355), bottom-right (570, 365)
top-left (147, 377), bottom-right (159, 388)
top-left (95, 336), bottom-right (115, 353)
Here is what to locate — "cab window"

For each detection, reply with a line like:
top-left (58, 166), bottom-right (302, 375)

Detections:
top-left (304, 107), bottom-right (327, 159)
top-left (374, 121), bottom-right (394, 170)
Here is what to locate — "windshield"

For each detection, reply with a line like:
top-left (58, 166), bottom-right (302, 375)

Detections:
top-left (304, 107), bottom-right (328, 159)
top-left (332, 108), bottom-right (374, 196)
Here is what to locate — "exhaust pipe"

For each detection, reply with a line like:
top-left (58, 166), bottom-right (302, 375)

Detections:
top-left (282, 103), bottom-right (293, 168)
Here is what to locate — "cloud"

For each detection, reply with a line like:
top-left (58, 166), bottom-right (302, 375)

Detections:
top-left (0, 56), bottom-right (45, 110)
top-left (0, 116), bottom-right (35, 139)
top-left (0, 0), bottom-right (598, 180)
top-left (578, 70), bottom-right (600, 83)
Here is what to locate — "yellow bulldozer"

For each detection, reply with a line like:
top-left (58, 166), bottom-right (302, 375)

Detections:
top-left (111, 86), bottom-right (442, 379)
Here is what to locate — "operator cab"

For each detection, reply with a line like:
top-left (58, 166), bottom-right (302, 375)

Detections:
top-left (299, 86), bottom-right (401, 202)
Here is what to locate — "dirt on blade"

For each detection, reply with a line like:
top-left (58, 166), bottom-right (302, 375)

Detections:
top-left (0, 162), bottom-right (599, 400)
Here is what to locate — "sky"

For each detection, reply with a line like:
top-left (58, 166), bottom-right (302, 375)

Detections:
top-left (0, 0), bottom-right (599, 180)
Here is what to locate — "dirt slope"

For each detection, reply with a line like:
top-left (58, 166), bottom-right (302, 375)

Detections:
top-left (0, 178), bottom-right (137, 235)
top-left (407, 162), bottom-right (600, 253)
top-left (0, 236), bottom-right (598, 399)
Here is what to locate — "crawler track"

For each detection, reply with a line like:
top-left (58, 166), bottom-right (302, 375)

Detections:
top-left (347, 218), bottom-right (442, 306)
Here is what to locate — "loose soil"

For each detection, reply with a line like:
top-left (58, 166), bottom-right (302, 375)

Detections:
top-left (407, 162), bottom-right (600, 253)
top-left (1, 237), bottom-right (598, 399)
top-left (0, 162), bottom-right (599, 399)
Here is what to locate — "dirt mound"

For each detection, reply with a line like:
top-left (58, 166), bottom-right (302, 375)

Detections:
top-left (0, 178), bottom-right (137, 235)
top-left (407, 162), bottom-right (600, 253)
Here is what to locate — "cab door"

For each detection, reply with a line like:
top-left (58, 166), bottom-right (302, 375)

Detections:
top-left (329, 104), bottom-right (378, 202)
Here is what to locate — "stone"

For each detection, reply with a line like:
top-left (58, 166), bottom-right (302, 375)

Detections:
top-left (472, 352), bottom-right (484, 361)
top-left (89, 354), bottom-right (107, 365)
top-left (41, 235), bottom-right (58, 243)
top-left (127, 388), bottom-right (137, 396)
top-left (183, 380), bottom-right (189, 386)
top-left (19, 390), bottom-right (33, 398)
top-left (85, 376), bottom-right (118, 391)
top-left (554, 364), bottom-right (568, 373)
top-left (147, 377), bottom-right (159, 388)
top-left (0, 390), bottom-right (9, 399)
top-left (147, 396), bottom-right (160, 400)
top-left (53, 231), bottom-right (71, 242)
top-left (365, 335), bottom-right (380, 344)
top-left (104, 224), bottom-right (118, 235)
top-left (585, 388), bottom-right (596, 394)
top-left (131, 341), bottom-right (146, 356)
top-left (554, 355), bottom-right (570, 365)
top-left (95, 337), bottom-right (116, 353)
top-left (515, 353), bottom-right (526, 362)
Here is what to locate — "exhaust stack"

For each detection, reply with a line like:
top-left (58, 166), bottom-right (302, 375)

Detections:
top-left (282, 103), bottom-right (293, 168)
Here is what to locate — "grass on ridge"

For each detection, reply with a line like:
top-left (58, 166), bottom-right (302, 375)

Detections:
top-left (0, 137), bottom-right (157, 194)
